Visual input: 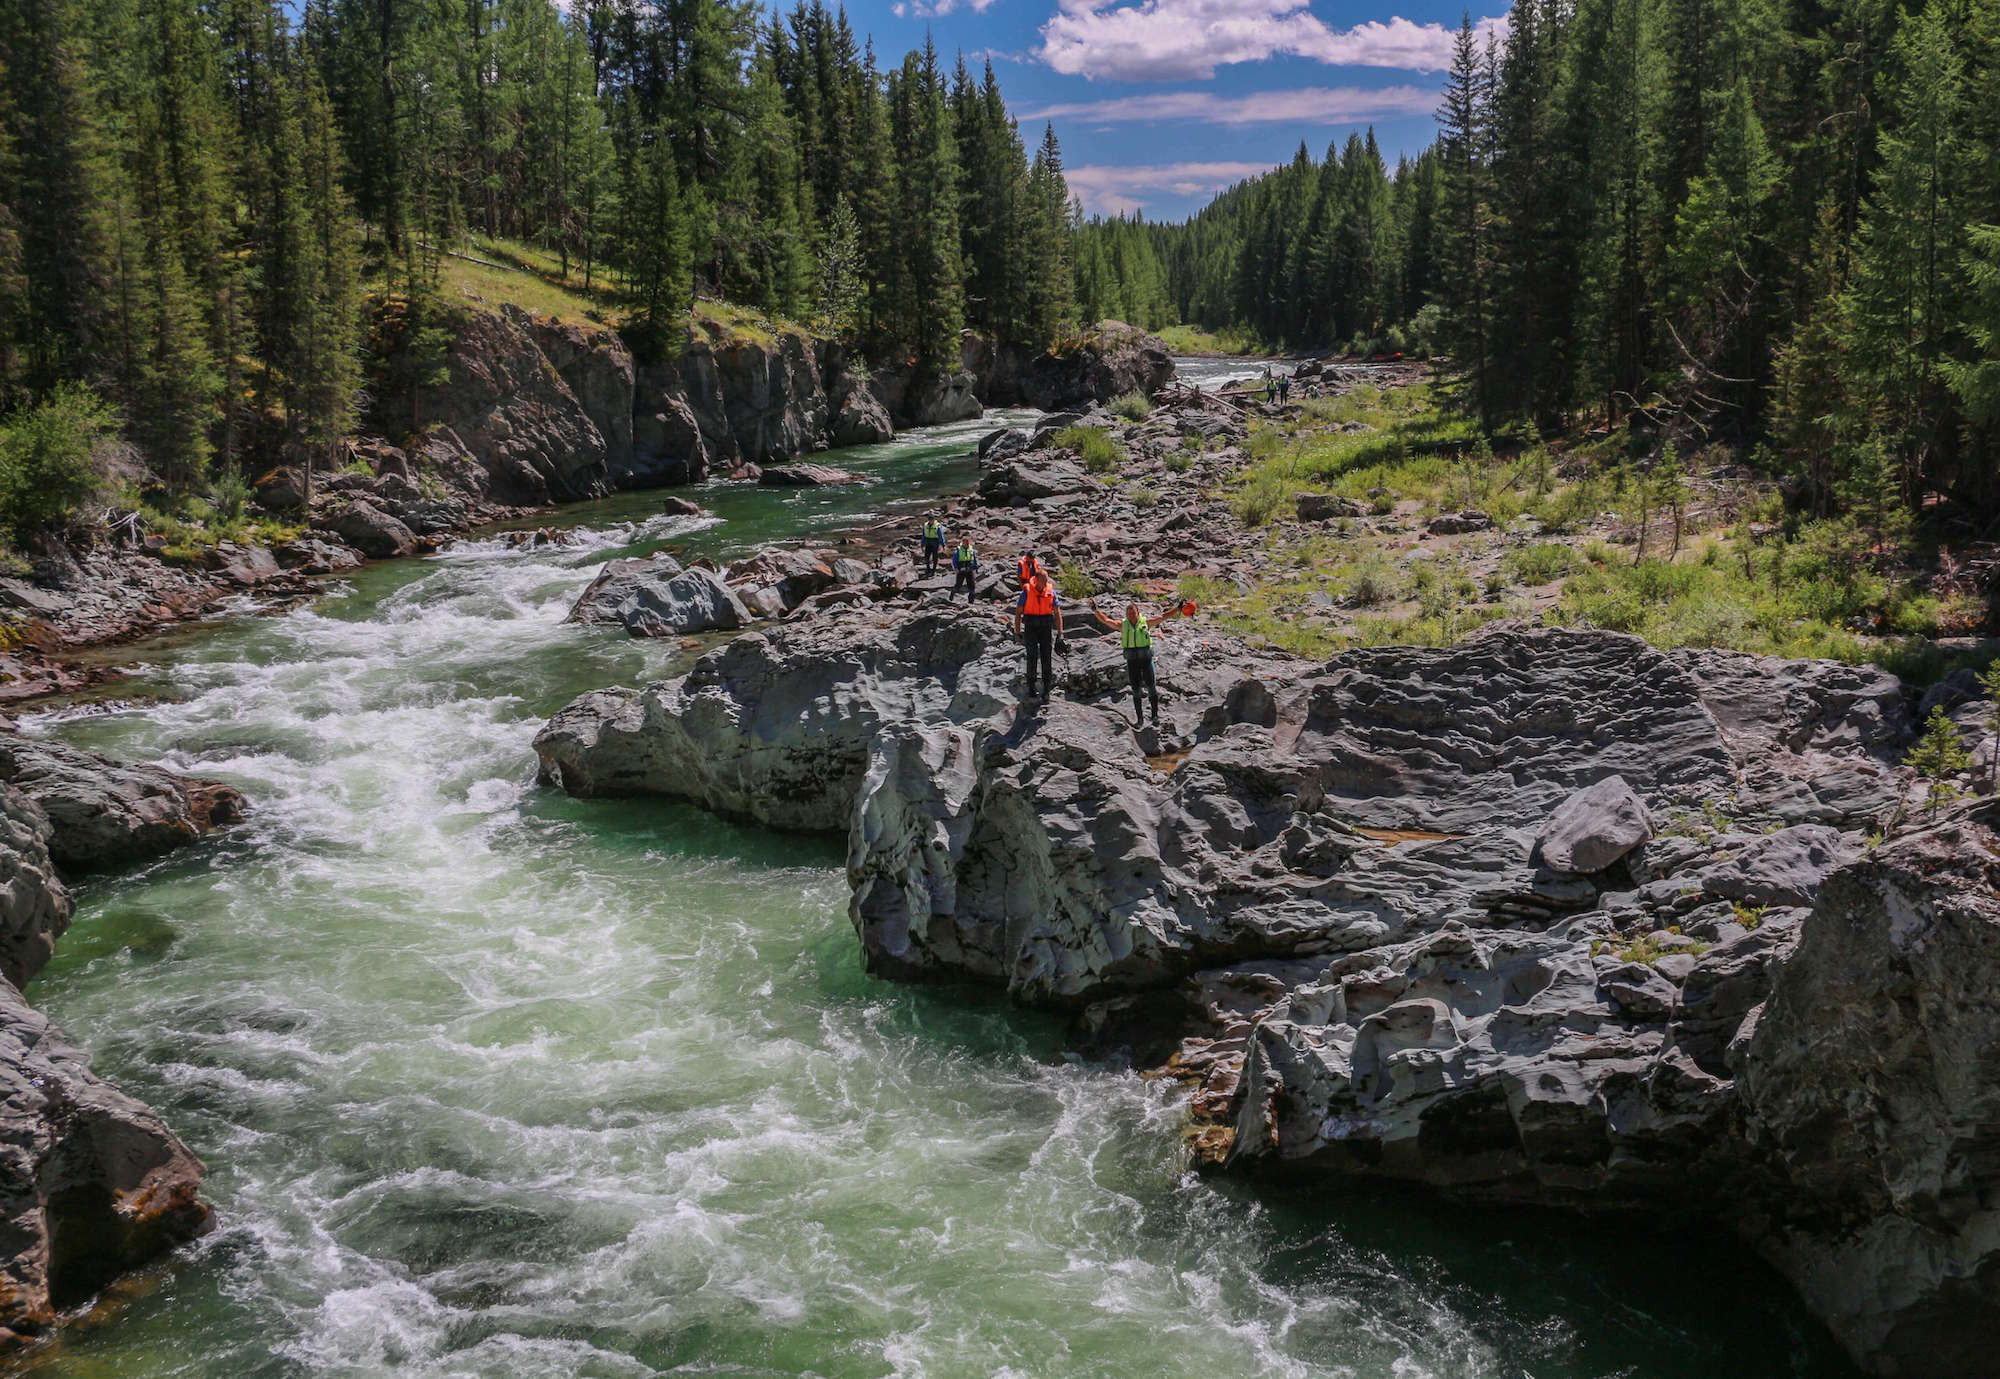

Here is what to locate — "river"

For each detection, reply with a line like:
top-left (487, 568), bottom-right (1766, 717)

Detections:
top-left (14, 395), bottom-right (1854, 1378)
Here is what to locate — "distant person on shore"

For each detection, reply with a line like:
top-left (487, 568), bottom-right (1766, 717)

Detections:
top-left (1089, 598), bottom-right (1189, 725)
top-left (1279, 374), bottom-right (1292, 403)
top-left (1010, 567), bottom-right (1065, 704)
top-left (920, 515), bottom-right (946, 576)
top-left (1265, 370), bottom-right (1277, 404)
top-left (951, 535), bottom-right (979, 602)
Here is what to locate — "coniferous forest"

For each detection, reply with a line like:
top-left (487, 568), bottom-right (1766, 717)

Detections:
top-left (3, 0), bottom-right (1999, 543)
top-left (1113, 0), bottom-right (2000, 516)
top-left (0, 0), bottom-right (1078, 532)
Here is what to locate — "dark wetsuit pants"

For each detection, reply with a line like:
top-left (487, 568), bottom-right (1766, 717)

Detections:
top-left (1023, 615), bottom-right (1055, 697)
top-left (953, 566), bottom-right (977, 600)
top-left (1126, 649), bottom-right (1159, 720)
top-left (923, 539), bottom-right (943, 575)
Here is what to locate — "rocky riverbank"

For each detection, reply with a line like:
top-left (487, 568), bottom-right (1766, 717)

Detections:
top-left (534, 375), bottom-right (1999, 1376)
top-left (0, 311), bottom-right (1173, 704)
top-left (0, 734), bottom-right (242, 1350)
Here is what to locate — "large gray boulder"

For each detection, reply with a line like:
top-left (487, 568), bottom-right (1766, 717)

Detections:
top-left (0, 735), bottom-right (245, 874)
top-left (1739, 801), bottom-right (2000, 1377)
top-left (1534, 775), bottom-right (1651, 874)
top-left (565, 557), bottom-right (752, 639)
top-left (319, 499), bottom-right (417, 560)
top-left (0, 977), bottom-right (212, 1348)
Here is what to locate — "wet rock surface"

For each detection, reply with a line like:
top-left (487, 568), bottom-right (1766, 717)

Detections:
top-left (0, 976), bottom-right (213, 1351)
top-left (0, 741), bottom-right (223, 1349)
top-left (0, 734), bottom-right (245, 872)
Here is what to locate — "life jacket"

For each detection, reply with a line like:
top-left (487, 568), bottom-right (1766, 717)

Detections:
top-left (1022, 578), bottom-right (1056, 617)
top-left (1122, 614), bottom-right (1152, 651)
top-left (923, 521), bottom-right (942, 542)
top-left (955, 544), bottom-right (976, 568)
top-left (1017, 555), bottom-right (1041, 586)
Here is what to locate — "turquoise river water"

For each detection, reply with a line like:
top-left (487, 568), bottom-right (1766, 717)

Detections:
top-left (13, 384), bottom-right (1858, 1378)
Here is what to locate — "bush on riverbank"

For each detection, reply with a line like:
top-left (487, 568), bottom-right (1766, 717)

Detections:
top-left (0, 383), bottom-right (117, 546)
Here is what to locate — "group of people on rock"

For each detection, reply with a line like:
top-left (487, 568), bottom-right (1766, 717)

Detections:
top-left (1262, 367), bottom-right (1291, 405)
top-left (915, 513), bottom-right (1185, 724)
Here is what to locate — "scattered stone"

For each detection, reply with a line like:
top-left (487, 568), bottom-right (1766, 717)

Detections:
top-left (1295, 493), bottom-right (1368, 523)
top-left (759, 464), bottom-right (868, 487)
top-left (1427, 510), bottom-right (1494, 534)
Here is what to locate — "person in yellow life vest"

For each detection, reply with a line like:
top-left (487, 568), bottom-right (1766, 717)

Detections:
top-left (920, 515), bottom-right (947, 577)
top-left (951, 537), bottom-right (979, 602)
top-left (1089, 599), bottom-right (1189, 724)
top-left (1009, 568), bottom-right (1065, 703)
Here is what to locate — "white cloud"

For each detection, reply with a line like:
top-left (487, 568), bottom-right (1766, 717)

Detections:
top-left (1036, 1), bottom-right (1507, 81)
top-left (894, 0), bottom-right (1000, 16)
top-left (1024, 83), bottom-right (1437, 126)
top-left (1066, 159), bottom-right (1272, 214)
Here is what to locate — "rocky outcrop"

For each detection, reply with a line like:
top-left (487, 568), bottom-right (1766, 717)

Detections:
top-left (964, 321), bottom-right (1175, 411)
top-left (1738, 804), bottom-right (2000, 1377)
top-left (536, 606), bottom-right (1983, 1373)
top-left (0, 748), bottom-right (216, 1350)
top-left (0, 735), bottom-right (244, 873)
top-left (0, 786), bottom-right (68, 991)
top-left (415, 306), bottom-right (613, 504)
top-left (0, 977), bottom-right (212, 1350)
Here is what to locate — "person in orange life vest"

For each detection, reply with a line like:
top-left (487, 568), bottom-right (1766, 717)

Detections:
top-left (1089, 598), bottom-right (1190, 724)
top-left (1008, 568), bottom-right (1065, 703)
top-left (1016, 550), bottom-right (1044, 591)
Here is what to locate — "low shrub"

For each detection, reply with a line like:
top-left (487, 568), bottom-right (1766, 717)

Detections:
top-left (1056, 425), bottom-right (1121, 474)
top-left (1504, 542), bottom-right (1580, 586)
top-left (1108, 390), bottom-right (1153, 421)
top-left (1055, 562), bottom-right (1097, 600)
top-left (0, 382), bottom-right (116, 542)
top-left (1231, 472), bottom-right (1288, 527)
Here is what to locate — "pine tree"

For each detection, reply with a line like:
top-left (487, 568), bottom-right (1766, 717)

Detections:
top-left (1439, 14), bottom-right (1496, 429)
top-left (1843, 4), bottom-right (1967, 490)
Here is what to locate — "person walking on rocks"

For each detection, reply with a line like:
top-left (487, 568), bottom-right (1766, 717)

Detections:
top-left (951, 535), bottom-right (979, 602)
top-left (920, 515), bottom-right (947, 577)
top-left (1010, 567), bottom-right (1065, 704)
top-left (1090, 599), bottom-right (1186, 725)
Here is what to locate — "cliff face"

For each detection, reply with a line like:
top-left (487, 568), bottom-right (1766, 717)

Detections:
top-left (414, 309), bottom-right (900, 496)
top-left (407, 309), bottom-right (1178, 500)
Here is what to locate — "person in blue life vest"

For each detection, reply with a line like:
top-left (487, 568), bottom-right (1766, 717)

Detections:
top-left (1008, 565), bottom-right (1066, 704)
top-left (951, 534), bottom-right (979, 602)
top-left (1089, 598), bottom-right (1190, 724)
top-left (920, 514), bottom-right (947, 576)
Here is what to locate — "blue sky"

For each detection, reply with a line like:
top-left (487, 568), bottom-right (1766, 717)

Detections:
top-left (842, 0), bottom-right (1512, 220)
